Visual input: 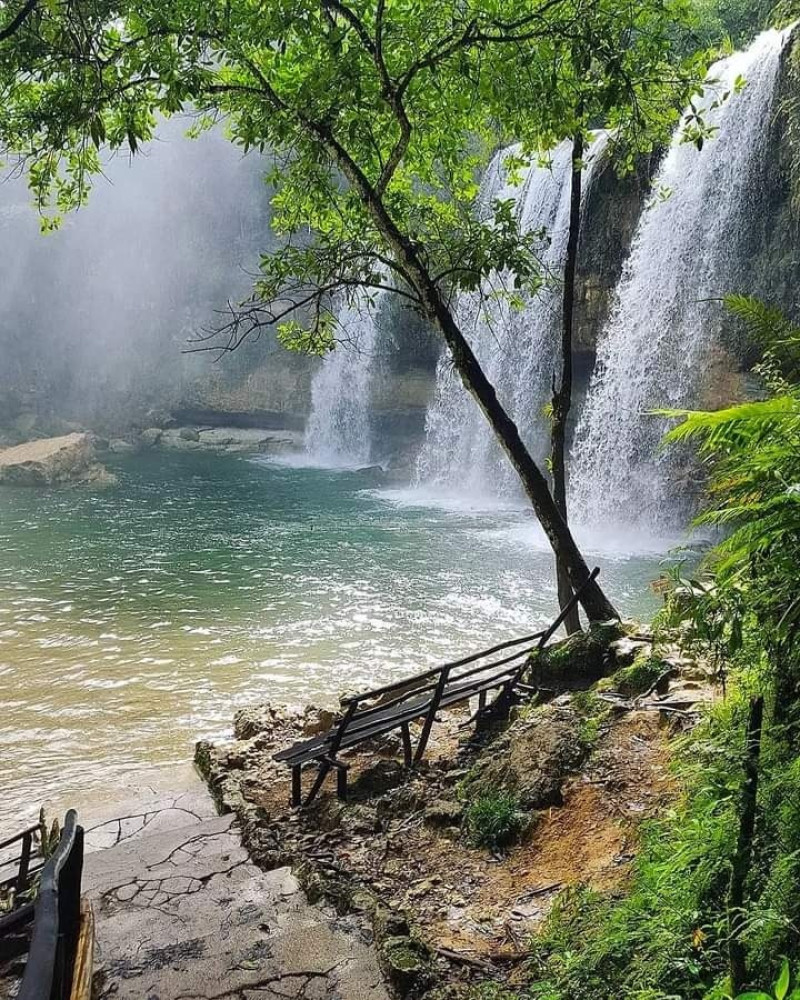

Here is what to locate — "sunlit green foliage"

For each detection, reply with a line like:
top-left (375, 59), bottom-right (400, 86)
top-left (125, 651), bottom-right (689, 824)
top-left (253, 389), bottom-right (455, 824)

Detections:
top-left (463, 791), bottom-right (525, 850)
top-left (0, 0), bottom-right (706, 348)
top-left (688, 0), bottom-right (775, 48)
top-left (661, 298), bottom-right (800, 692)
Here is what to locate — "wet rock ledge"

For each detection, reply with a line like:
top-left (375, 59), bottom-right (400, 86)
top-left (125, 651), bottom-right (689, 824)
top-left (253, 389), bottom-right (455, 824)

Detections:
top-left (195, 623), bottom-right (715, 999)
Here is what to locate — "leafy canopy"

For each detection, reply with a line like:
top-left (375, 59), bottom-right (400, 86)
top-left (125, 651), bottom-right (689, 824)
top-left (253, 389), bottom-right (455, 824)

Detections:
top-left (0, 0), bottom-right (704, 349)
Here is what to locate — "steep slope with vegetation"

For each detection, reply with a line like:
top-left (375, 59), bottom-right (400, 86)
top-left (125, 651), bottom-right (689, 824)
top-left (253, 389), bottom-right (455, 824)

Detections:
top-left (516, 300), bottom-right (800, 999)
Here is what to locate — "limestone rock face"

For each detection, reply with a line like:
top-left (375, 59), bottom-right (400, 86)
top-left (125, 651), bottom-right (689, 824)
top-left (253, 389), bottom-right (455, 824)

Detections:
top-left (0, 433), bottom-right (116, 487)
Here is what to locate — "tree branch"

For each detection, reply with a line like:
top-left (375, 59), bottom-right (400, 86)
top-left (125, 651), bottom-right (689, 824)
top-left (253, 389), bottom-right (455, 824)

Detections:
top-left (0, 0), bottom-right (38, 42)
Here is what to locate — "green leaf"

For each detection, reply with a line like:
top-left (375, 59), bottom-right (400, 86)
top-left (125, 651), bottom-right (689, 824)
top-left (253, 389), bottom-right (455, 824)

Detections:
top-left (775, 959), bottom-right (791, 1000)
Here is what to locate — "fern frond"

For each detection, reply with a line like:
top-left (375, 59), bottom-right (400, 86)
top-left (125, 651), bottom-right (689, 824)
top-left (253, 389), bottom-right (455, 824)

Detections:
top-left (659, 397), bottom-right (800, 453)
top-left (725, 294), bottom-right (800, 380)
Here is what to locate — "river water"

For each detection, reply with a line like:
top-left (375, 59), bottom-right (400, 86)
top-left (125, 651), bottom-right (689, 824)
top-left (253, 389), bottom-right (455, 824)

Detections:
top-left (0, 451), bottom-right (664, 834)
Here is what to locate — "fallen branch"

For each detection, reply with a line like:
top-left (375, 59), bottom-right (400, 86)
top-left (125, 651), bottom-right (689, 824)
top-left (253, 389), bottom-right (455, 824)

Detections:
top-left (434, 946), bottom-right (496, 972)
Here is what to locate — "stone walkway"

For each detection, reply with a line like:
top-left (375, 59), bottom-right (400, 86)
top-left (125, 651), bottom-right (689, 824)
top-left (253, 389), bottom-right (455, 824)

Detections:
top-left (81, 781), bottom-right (388, 1000)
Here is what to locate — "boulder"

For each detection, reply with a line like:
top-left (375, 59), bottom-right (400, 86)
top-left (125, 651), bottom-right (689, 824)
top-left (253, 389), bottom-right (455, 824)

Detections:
top-left (179, 426), bottom-right (201, 442)
top-left (196, 426), bottom-right (302, 453)
top-left (423, 799), bottom-right (463, 829)
top-left (354, 465), bottom-right (387, 486)
top-left (530, 621), bottom-right (624, 691)
top-left (301, 706), bottom-right (338, 736)
top-left (233, 704), bottom-right (283, 741)
top-left (0, 433), bottom-right (116, 487)
top-left (107, 438), bottom-right (135, 454)
top-left (460, 705), bottom-right (583, 811)
top-left (379, 936), bottom-right (431, 995)
top-left (140, 427), bottom-right (163, 447)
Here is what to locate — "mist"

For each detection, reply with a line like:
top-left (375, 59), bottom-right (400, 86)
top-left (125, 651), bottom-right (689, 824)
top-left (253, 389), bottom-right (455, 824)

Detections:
top-left (0, 117), bottom-right (275, 434)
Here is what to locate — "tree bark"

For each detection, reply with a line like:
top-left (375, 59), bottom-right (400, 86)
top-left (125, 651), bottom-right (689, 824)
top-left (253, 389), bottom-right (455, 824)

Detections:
top-left (728, 695), bottom-right (764, 995)
top-left (324, 134), bottom-right (619, 623)
top-left (551, 131), bottom-right (584, 636)
top-left (414, 270), bottom-right (618, 623)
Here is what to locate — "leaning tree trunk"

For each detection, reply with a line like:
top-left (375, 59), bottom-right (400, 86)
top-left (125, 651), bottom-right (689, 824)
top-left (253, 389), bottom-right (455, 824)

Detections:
top-left (551, 131), bottom-right (585, 636)
top-left (329, 142), bottom-right (619, 623)
top-left (422, 282), bottom-right (617, 622)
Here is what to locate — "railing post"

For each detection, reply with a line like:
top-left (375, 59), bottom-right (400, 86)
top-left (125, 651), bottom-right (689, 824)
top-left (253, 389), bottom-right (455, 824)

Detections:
top-left (17, 830), bottom-right (31, 896)
top-left (57, 823), bottom-right (83, 1000)
top-left (413, 665), bottom-right (450, 765)
top-left (291, 765), bottom-right (302, 808)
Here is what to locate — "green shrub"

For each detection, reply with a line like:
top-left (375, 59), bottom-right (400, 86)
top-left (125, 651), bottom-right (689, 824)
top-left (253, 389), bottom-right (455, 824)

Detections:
top-left (463, 792), bottom-right (525, 850)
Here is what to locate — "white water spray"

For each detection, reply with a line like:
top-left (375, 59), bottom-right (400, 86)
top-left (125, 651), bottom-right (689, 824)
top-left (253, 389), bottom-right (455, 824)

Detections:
top-left (570, 30), bottom-right (788, 533)
top-left (304, 290), bottom-right (384, 466)
top-left (416, 134), bottom-right (608, 499)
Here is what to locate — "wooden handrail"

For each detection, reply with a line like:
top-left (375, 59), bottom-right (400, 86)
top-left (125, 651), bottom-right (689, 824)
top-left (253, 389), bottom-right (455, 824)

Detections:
top-left (17, 810), bottom-right (84, 1000)
top-left (0, 825), bottom-right (39, 852)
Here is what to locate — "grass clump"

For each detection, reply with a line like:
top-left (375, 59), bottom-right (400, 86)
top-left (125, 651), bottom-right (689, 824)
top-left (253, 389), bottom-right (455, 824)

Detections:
top-left (463, 791), bottom-right (525, 850)
top-left (570, 689), bottom-right (610, 752)
top-left (611, 653), bottom-right (667, 698)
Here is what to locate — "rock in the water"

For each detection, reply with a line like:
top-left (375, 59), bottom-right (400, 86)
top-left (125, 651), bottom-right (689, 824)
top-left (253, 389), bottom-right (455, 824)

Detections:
top-left (140, 427), bottom-right (163, 447)
top-left (179, 426), bottom-right (201, 442)
top-left (0, 433), bottom-right (116, 487)
top-left (107, 438), bottom-right (136, 454)
top-left (355, 465), bottom-right (388, 486)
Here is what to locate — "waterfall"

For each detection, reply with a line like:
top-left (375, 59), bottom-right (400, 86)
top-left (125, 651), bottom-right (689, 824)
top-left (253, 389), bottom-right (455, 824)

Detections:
top-left (415, 134), bottom-right (608, 499)
top-left (570, 29), bottom-right (788, 535)
top-left (304, 290), bottom-right (383, 467)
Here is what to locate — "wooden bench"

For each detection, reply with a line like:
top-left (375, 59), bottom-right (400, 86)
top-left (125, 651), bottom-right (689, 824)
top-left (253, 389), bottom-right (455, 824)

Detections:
top-left (274, 567), bottom-right (601, 807)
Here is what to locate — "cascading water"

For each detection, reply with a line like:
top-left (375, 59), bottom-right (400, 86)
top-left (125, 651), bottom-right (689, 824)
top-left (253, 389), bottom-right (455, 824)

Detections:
top-left (570, 29), bottom-right (789, 535)
top-left (415, 134), bottom-right (608, 499)
top-left (304, 289), bottom-right (383, 466)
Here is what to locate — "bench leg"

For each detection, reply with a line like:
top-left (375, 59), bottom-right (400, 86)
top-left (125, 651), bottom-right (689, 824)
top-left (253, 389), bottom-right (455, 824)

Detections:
top-left (478, 690), bottom-right (487, 713)
top-left (400, 723), bottom-right (413, 768)
top-left (304, 761), bottom-right (332, 807)
top-left (337, 765), bottom-right (348, 801)
top-left (291, 765), bottom-right (302, 808)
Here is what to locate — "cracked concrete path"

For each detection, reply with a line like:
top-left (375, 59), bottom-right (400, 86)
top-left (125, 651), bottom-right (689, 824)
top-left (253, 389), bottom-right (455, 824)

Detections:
top-left (82, 778), bottom-right (389, 1000)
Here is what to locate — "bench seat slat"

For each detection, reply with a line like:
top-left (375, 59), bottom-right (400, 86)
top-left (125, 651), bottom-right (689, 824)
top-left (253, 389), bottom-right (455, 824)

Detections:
top-left (274, 663), bottom-right (522, 766)
top-left (277, 692), bottom-right (436, 765)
